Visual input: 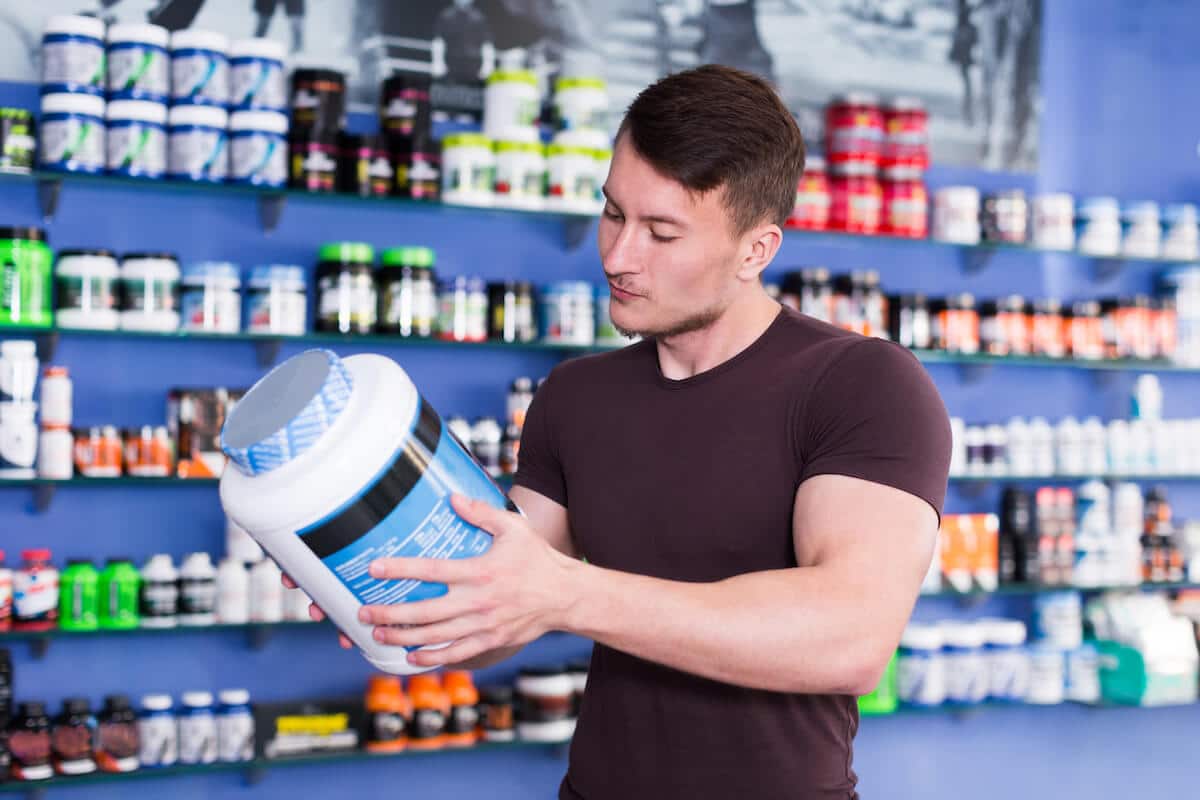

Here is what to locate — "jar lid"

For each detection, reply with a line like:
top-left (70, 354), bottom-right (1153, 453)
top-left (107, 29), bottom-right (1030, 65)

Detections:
top-left (169, 104), bottom-right (228, 128)
top-left (1034, 298), bottom-right (1061, 313)
top-left (21, 548), bottom-right (51, 561)
top-left (829, 91), bottom-right (880, 107)
top-left (107, 99), bottom-right (168, 125)
top-left (41, 92), bottom-right (105, 117)
top-left (62, 697), bottom-right (92, 715)
top-left (319, 241), bottom-right (375, 265)
top-left (884, 96), bottom-right (925, 112)
top-left (291, 67), bottom-right (346, 84)
top-left (410, 247), bottom-right (435, 268)
top-left (18, 701), bottom-right (47, 717)
top-left (803, 155), bottom-right (826, 172)
top-left (487, 69), bottom-right (538, 87)
top-left (221, 350), bottom-right (354, 477)
top-left (183, 261), bottom-right (241, 285)
top-left (899, 623), bottom-right (942, 650)
top-left (831, 161), bottom-right (876, 177)
top-left (141, 694), bottom-right (173, 711)
top-left (546, 142), bottom-right (596, 158)
top-left (0, 108), bottom-right (33, 120)
top-left (511, 376), bottom-right (533, 392)
top-left (519, 665), bottom-right (568, 677)
top-left (182, 691), bottom-right (214, 708)
top-left (480, 686), bottom-right (514, 704)
top-left (382, 72), bottom-right (432, 92)
top-left (495, 140), bottom-right (545, 155)
top-left (170, 28), bottom-right (230, 53)
top-left (249, 264), bottom-right (305, 288)
top-left (57, 248), bottom-right (115, 259)
top-left (231, 110), bottom-right (289, 135)
top-left (43, 366), bottom-right (69, 378)
top-left (940, 621), bottom-right (985, 649)
top-left (983, 619), bottom-right (1027, 646)
top-left (0, 226), bottom-right (45, 243)
top-left (44, 14), bottom-right (106, 39)
top-left (443, 132), bottom-right (493, 150)
top-left (107, 23), bottom-right (169, 48)
top-left (881, 166), bottom-right (922, 181)
top-left (218, 689), bottom-right (251, 706)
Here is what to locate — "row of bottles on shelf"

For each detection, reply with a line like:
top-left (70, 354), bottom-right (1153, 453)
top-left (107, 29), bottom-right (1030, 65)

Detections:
top-left (0, 645), bottom-right (588, 784)
top-left (925, 482), bottom-right (1200, 595)
top-left (949, 376), bottom-right (1200, 478)
top-left (767, 267), bottom-right (1200, 364)
top-left (868, 590), bottom-right (1200, 712)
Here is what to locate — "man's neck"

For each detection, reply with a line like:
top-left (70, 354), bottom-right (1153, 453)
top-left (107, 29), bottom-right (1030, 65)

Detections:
top-left (655, 290), bottom-right (781, 381)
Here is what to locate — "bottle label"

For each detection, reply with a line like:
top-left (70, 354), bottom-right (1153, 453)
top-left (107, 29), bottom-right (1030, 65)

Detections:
top-left (410, 708), bottom-right (445, 742)
top-left (216, 710), bottom-right (254, 763)
top-left (295, 396), bottom-right (507, 642)
top-left (140, 579), bottom-right (179, 618)
top-left (138, 714), bottom-right (178, 766)
top-left (446, 704), bottom-right (479, 735)
top-left (42, 38), bottom-right (105, 90)
top-left (14, 569), bottom-right (58, 622)
top-left (168, 128), bottom-right (227, 181)
top-left (108, 45), bottom-right (169, 98)
top-left (171, 51), bottom-right (229, 105)
top-left (178, 714), bottom-right (218, 764)
top-left (179, 577), bottom-right (216, 615)
top-left (370, 711), bottom-right (407, 745)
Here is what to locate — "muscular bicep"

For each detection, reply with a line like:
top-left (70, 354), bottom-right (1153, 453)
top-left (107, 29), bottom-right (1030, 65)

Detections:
top-left (793, 475), bottom-right (937, 640)
top-left (509, 485), bottom-right (576, 558)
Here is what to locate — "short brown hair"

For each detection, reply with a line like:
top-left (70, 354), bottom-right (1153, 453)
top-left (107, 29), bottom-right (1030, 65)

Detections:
top-left (617, 64), bottom-right (806, 235)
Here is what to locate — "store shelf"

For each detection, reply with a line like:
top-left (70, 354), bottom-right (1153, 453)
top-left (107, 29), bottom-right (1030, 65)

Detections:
top-left (1, 620), bottom-right (319, 659)
top-left (911, 349), bottom-right (1194, 373)
top-left (861, 699), bottom-right (1197, 719)
top-left (924, 580), bottom-right (1200, 601)
top-left (951, 473), bottom-right (1200, 483)
top-left (9, 170), bottom-right (597, 248)
top-left (0, 740), bottom-right (568, 797)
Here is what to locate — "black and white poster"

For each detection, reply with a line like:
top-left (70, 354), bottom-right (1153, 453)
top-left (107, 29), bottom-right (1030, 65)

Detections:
top-left (0, 0), bottom-right (1041, 171)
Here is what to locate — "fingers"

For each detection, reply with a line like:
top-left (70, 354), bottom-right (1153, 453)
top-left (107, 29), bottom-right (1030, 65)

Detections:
top-left (450, 494), bottom-right (521, 538)
top-left (281, 572), bottom-right (297, 590)
top-left (407, 631), bottom-right (497, 668)
top-left (359, 594), bottom-right (482, 627)
top-left (371, 614), bottom-right (486, 649)
top-left (308, 603), bottom-right (326, 622)
top-left (339, 632), bottom-right (353, 649)
top-left (368, 556), bottom-right (481, 584)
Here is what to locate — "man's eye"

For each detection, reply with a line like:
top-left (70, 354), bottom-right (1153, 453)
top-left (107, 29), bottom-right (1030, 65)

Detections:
top-left (650, 231), bottom-right (678, 243)
top-left (603, 207), bottom-right (623, 220)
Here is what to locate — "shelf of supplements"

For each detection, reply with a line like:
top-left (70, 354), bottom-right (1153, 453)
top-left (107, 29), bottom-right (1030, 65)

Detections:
top-left (923, 580), bottom-right (1200, 600)
top-left (860, 699), bottom-right (1199, 719)
top-left (6, 170), bottom-right (598, 245)
top-left (949, 474), bottom-right (1200, 483)
top-left (911, 349), bottom-right (1198, 373)
top-left (0, 620), bottom-right (319, 659)
top-left (0, 740), bottom-right (569, 796)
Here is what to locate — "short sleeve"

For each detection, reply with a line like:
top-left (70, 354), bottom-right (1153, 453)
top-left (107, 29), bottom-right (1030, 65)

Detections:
top-left (796, 338), bottom-right (952, 519)
top-left (512, 370), bottom-right (568, 507)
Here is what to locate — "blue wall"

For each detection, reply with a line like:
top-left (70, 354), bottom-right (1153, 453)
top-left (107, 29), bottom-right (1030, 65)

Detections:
top-left (3, 0), bottom-right (1200, 796)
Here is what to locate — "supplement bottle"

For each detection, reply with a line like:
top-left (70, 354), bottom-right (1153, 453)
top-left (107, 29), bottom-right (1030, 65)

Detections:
top-left (515, 666), bottom-right (575, 742)
top-left (41, 15), bottom-right (106, 96)
top-left (137, 695), bottom-right (177, 767)
top-left (39, 93), bottom-right (105, 175)
top-left (315, 242), bottom-right (377, 335)
top-left (247, 558), bottom-right (282, 623)
top-left (139, 554), bottom-right (178, 628)
top-left (229, 38), bottom-right (286, 111)
top-left (0, 552), bottom-right (11, 631)
top-left (98, 559), bottom-right (140, 630)
top-left (105, 100), bottom-right (168, 179)
top-left (54, 250), bottom-right (120, 330)
top-left (365, 675), bottom-right (409, 753)
top-left (50, 698), bottom-right (95, 775)
top-left (39, 366), bottom-right (73, 429)
top-left (58, 560), bottom-right (99, 632)
top-left (478, 687), bottom-right (515, 743)
top-left (215, 689), bottom-right (254, 763)
top-left (896, 624), bottom-right (945, 707)
top-left (119, 253), bottom-right (181, 333)
top-left (178, 692), bottom-right (217, 765)
top-left (95, 695), bottom-right (139, 773)
top-left (407, 674), bottom-right (448, 751)
top-left (215, 557), bottom-right (249, 624)
top-left (178, 552), bottom-right (217, 626)
top-left (219, 349), bottom-right (510, 674)
top-left (167, 105), bottom-right (228, 184)
top-left (169, 29), bottom-right (230, 107)
top-left (229, 110), bottom-right (288, 187)
top-left (13, 550), bottom-right (58, 632)
top-left (106, 24), bottom-right (169, 102)
top-left (443, 671), bottom-right (480, 747)
top-left (8, 701), bottom-right (52, 781)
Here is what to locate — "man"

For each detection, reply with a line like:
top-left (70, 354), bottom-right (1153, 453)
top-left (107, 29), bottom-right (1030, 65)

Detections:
top-left (308, 64), bottom-right (951, 798)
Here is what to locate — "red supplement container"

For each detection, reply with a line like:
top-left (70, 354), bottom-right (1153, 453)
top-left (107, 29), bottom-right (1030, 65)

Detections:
top-left (880, 166), bottom-right (927, 238)
top-left (788, 156), bottom-right (831, 230)
top-left (882, 97), bottom-right (929, 170)
top-left (824, 92), bottom-right (884, 167)
top-left (829, 162), bottom-right (882, 235)
top-left (13, 549), bottom-right (58, 632)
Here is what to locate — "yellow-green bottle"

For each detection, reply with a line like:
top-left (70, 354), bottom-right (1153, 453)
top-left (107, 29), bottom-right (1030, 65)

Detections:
top-left (59, 560), bottom-right (99, 631)
top-left (98, 560), bottom-right (140, 630)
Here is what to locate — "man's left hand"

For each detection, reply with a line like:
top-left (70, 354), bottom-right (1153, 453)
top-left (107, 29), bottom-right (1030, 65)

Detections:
top-left (358, 494), bottom-right (579, 668)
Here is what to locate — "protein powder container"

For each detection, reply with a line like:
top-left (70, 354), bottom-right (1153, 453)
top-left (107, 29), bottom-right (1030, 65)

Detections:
top-left (215, 689), bottom-right (253, 763)
top-left (137, 695), bottom-right (177, 767)
top-left (380, 72), bottom-right (432, 141)
top-left (106, 100), bottom-right (167, 178)
top-left (230, 110), bottom-right (288, 187)
top-left (180, 261), bottom-right (240, 333)
top-left (106, 24), bottom-right (170, 103)
top-left (51, 697), bottom-right (96, 775)
top-left (337, 133), bottom-right (393, 198)
top-left (169, 29), bottom-right (229, 107)
top-left (9, 701), bottom-right (53, 780)
top-left (230, 38), bottom-right (286, 111)
top-left (245, 264), bottom-right (307, 335)
top-left (167, 105), bottom-right (228, 183)
top-left (219, 349), bottom-right (511, 674)
top-left (41, 15), bottom-right (106, 96)
top-left (0, 109), bottom-right (36, 174)
top-left (315, 242), bottom-right (376, 334)
top-left (39, 93), bottom-right (105, 174)
top-left (377, 247), bottom-right (437, 337)
top-left (215, 557), bottom-right (249, 624)
top-left (289, 128), bottom-right (338, 192)
top-left (139, 554), bottom-right (178, 629)
top-left (178, 552), bottom-right (217, 626)
top-left (120, 253), bottom-right (180, 332)
top-left (897, 623), bottom-right (945, 707)
top-left (290, 68), bottom-right (346, 133)
top-left (515, 666), bottom-right (575, 742)
top-left (55, 249), bottom-right (120, 330)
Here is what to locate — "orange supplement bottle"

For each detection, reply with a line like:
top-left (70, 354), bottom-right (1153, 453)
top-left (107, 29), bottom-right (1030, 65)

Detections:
top-left (407, 674), bottom-right (449, 751)
top-left (442, 671), bottom-right (480, 747)
top-left (364, 675), bottom-right (409, 753)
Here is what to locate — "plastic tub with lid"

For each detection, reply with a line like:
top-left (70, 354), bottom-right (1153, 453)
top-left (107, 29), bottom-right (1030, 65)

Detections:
top-left (106, 23), bottom-right (170, 102)
top-left (229, 38), bottom-right (286, 111)
top-left (170, 29), bottom-right (230, 107)
top-left (168, 105), bottom-right (228, 183)
top-left (219, 349), bottom-right (512, 674)
top-left (41, 15), bottom-right (106, 96)
top-left (39, 93), bottom-right (105, 174)
top-left (106, 100), bottom-right (168, 178)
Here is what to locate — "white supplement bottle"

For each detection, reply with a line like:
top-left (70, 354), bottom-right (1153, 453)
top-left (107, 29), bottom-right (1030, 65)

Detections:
top-left (215, 557), bottom-right (249, 624)
top-left (247, 558), bottom-right (282, 623)
top-left (219, 349), bottom-right (509, 674)
top-left (137, 694), bottom-right (178, 767)
top-left (178, 552), bottom-right (217, 626)
top-left (139, 554), bottom-right (178, 628)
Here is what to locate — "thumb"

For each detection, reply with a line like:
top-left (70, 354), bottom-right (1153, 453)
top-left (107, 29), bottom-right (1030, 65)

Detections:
top-left (451, 494), bottom-right (520, 538)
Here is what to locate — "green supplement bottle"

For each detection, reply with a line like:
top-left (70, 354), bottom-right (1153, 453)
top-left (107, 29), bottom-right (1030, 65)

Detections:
top-left (58, 560), bottom-right (99, 632)
top-left (98, 560), bottom-right (141, 630)
top-left (0, 228), bottom-right (53, 328)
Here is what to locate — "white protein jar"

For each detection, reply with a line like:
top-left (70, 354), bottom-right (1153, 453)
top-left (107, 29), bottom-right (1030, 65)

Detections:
top-left (546, 144), bottom-right (599, 214)
top-left (41, 15), bottom-right (106, 96)
top-left (441, 132), bottom-right (495, 207)
top-left (120, 253), bottom-right (181, 332)
top-left (553, 76), bottom-right (608, 132)
top-left (168, 104), bottom-right (228, 183)
top-left (229, 38), bottom-right (286, 111)
top-left (493, 140), bottom-right (546, 211)
top-left (219, 349), bottom-right (509, 675)
top-left (170, 29), bottom-right (230, 107)
top-left (483, 69), bottom-right (539, 141)
top-left (107, 23), bottom-right (170, 102)
top-left (229, 110), bottom-right (288, 187)
top-left (106, 100), bottom-right (168, 178)
top-left (55, 249), bottom-right (120, 330)
top-left (39, 93), bottom-right (105, 174)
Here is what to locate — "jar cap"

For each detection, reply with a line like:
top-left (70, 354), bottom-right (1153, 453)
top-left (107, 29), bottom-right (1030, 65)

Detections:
top-left (182, 691), bottom-right (214, 708)
top-left (318, 241), bottom-right (374, 265)
top-left (170, 28), bottom-right (230, 52)
top-left (107, 23), bottom-right (169, 48)
top-left (487, 69), bottom-right (537, 86)
top-left (899, 623), bottom-right (942, 649)
top-left (554, 76), bottom-right (606, 92)
top-left (443, 132), bottom-right (493, 150)
top-left (221, 349), bottom-right (354, 476)
top-left (44, 14), bottom-right (105, 39)
top-left (41, 93), bottom-right (105, 117)
top-left (62, 697), bottom-right (92, 715)
top-left (169, 104), bottom-right (228, 128)
top-left (22, 548), bottom-right (51, 561)
top-left (141, 694), bottom-right (173, 711)
top-left (218, 689), bottom-right (251, 706)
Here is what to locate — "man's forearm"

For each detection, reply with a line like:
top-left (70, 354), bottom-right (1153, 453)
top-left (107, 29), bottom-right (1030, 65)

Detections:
top-left (558, 559), bottom-right (906, 695)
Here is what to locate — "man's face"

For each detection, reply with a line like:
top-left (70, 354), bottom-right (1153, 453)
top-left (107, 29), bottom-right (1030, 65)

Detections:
top-left (597, 135), bottom-right (743, 340)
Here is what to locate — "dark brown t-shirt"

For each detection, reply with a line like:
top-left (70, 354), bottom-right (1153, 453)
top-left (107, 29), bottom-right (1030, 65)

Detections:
top-left (513, 306), bottom-right (951, 800)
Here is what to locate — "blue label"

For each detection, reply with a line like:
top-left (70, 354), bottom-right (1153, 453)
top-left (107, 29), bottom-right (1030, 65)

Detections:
top-left (305, 426), bottom-right (504, 614)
